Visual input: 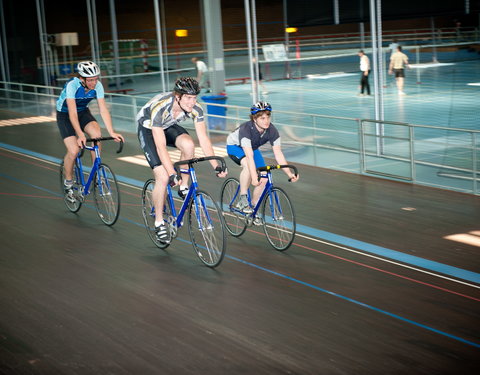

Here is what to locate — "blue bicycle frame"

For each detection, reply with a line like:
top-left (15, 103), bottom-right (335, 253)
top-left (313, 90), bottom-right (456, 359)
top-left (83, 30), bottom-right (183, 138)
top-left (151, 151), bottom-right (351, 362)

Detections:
top-left (163, 156), bottom-right (226, 230)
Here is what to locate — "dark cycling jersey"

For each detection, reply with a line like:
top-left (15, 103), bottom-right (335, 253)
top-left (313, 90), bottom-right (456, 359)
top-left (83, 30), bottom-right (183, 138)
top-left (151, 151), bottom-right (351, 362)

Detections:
top-left (226, 120), bottom-right (281, 150)
top-left (56, 77), bottom-right (105, 113)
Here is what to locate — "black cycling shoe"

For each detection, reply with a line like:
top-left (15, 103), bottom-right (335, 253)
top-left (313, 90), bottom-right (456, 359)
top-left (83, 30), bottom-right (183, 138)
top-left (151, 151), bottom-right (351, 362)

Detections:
top-left (155, 223), bottom-right (169, 243)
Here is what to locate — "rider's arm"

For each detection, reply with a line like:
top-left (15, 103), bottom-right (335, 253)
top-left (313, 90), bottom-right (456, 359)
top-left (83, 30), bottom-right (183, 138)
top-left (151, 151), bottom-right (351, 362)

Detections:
top-left (243, 146), bottom-right (260, 185)
top-left (66, 99), bottom-right (86, 147)
top-left (152, 126), bottom-right (176, 176)
top-left (195, 119), bottom-right (225, 174)
top-left (97, 98), bottom-right (124, 141)
top-left (272, 145), bottom-right (299, 182)
top-left (66, 99), bottom-right (82, 136)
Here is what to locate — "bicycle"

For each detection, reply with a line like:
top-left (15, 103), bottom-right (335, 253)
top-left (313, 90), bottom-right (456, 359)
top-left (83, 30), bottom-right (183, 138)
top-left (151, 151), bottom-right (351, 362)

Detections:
top-left (59, 137), bottom-right (123, 226)
top-left (141, 156), bottom-right (227, 268)
top-left (220, 164), bottom-right (298, 251)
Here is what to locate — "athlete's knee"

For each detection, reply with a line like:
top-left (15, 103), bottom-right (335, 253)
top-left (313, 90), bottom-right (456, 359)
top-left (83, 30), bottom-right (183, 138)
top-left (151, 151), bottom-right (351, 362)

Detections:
top-left (176, 135), bottom-right (195, 154)
top-left (85, 122), bottom-right (101, 138)
top-left (153, 166), bottom-right (169, 184)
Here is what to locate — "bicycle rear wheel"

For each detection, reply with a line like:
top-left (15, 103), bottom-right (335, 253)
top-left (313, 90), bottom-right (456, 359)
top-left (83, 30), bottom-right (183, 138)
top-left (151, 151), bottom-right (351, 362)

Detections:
top-left (220, 178), bottom-right (247, 237)
top-left (188, 190), bottom-right (226, 267)
top-left (141, 179), bottom-right (171, 249)
top-left (262, 187), bottom-right (296, 251)
top-left (93, 163), bottom-right (120, 226)
top-left (59, 161), bottom-right (82, 213)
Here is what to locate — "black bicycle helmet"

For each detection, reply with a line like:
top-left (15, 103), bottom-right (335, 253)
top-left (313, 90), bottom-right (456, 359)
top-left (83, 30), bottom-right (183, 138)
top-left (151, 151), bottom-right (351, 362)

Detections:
top-left (174, 77), bottom-right (201, 95)
top-left (250, 101), bottom-right (272, 115)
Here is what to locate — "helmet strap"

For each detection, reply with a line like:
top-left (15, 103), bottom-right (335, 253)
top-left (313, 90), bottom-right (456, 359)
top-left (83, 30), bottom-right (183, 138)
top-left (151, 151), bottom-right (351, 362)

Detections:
top-left (175, 95), bottom-right (191, 115)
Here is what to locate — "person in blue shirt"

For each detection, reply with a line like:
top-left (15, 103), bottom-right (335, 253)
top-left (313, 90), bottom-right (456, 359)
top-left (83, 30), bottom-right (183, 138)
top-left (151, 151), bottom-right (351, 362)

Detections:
top-left (226, 101), bottom-right (299, 214)
top-left (56, 61), bottom-right (124, 195)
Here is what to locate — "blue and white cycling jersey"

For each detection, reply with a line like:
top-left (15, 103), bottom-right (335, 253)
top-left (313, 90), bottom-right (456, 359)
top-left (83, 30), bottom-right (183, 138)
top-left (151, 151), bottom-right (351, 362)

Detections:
top-left (56, 77), bottom-right (105, 113)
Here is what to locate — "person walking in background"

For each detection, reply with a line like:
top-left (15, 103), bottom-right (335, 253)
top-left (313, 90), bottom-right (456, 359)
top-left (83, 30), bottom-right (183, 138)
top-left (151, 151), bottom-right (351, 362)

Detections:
top-left (388, 39), bottom-right (399, 55)
top-left (357, 50), bottom-right (370, 96)
top-left (191, 57), bottom-right (210, 92)
top-left (388, 46), bottom-right (410, 95)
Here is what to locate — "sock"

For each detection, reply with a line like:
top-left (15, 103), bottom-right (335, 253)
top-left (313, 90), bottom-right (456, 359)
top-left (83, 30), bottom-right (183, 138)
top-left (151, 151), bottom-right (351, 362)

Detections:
top-left (155, 220), bottom-right (165, 227)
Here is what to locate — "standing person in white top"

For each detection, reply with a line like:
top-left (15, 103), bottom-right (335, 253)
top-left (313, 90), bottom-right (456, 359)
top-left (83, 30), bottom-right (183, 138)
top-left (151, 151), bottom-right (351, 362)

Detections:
top-left (388, 46), bottom-right (410, 95)
top-left (191, 57), bottom-right (209, 92)
top-left (357, 50), bottom-right (371, 96)
top-left (388, 39), bottom-right (399, 55)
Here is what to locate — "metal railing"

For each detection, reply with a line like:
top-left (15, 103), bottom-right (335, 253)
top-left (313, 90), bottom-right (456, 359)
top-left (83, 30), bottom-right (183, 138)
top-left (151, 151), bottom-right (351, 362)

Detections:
top-left (0, 81), bottom-right (478, 195)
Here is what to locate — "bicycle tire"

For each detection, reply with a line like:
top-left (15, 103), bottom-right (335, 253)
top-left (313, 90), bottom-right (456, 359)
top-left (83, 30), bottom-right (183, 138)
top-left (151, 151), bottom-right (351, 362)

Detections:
top-left (220, 178), bottom-right (247, 237)
top-left (141, 179), bottom-right (170, 249)
top-left (59, 161), bottom-right (82, 213)
top-left (93, 163), bottom-right (120, 226)
top-left (262, 187), bottom-right (296, 251)
top-left (188, 190), bottom-right (226, 268)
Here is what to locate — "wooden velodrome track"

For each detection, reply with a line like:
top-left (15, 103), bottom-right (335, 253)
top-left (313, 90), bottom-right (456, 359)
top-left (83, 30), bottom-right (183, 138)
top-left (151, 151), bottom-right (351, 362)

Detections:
top-left (0, 109), bottom-right (479, 374)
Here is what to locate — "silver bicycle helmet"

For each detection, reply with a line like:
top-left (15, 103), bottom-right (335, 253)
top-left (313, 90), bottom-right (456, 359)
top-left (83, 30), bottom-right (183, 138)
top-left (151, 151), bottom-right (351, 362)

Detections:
top-left (77, 61), bottom-right (100, 77)
top-left (250, 101), bottom-right (272, 115)
top-left (174, 77), bottom-right (201, 95)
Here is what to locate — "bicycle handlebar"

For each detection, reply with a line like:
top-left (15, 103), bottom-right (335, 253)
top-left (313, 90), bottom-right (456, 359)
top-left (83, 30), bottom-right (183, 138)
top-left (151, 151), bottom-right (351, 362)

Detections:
top-left (256, 164), bottom-right (298, 182)
top-left (173, 156), bottom-right (227, 180)
top-left (79, 137), bottom-right (124, 157)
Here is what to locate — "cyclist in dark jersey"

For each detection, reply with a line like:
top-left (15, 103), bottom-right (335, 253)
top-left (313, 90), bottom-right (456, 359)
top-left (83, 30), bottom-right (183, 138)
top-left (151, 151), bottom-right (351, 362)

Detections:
top-left (56, 61), bottom-right (124, 196)
top-left (226, 101), bottom-right (299, 213)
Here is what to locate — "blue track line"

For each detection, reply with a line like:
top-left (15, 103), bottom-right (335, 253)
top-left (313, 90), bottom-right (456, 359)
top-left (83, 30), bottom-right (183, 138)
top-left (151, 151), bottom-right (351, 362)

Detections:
top-left (1, 169), bottom-right (479, 349)
top-left (2, 141), bottom-right (480, 286)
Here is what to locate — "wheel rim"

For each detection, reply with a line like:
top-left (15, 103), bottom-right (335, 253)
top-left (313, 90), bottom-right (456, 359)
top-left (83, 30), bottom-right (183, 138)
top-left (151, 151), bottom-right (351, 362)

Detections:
top-left (262, 188), bottom-right (295, 251)
top-left (188, 191), bottom-right (226, 267)
top-left (59, 161), bottom-right (82, 213)
top-left (93, 164), bottom-right (120, 225)
top-left (220, 178), bottom-right (246, 237)
top-left (141, 179), bottom-right (170, 249)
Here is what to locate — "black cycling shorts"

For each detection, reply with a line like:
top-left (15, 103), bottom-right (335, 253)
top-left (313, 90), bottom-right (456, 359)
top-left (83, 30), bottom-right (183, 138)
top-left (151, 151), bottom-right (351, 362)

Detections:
top-left (57, 109), bottom-right (97, 139)
top-left (137, 123), bottom-right (189, 169)
top-left (393, 68), bottom-right (405, 78)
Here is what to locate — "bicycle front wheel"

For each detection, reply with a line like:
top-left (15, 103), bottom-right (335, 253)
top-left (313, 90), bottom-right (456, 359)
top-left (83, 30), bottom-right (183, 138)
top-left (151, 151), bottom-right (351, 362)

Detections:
top-left (141, 179), bottom-right (170, 249)
top-left (59, 161), bottom-right (82, 213)
top-left (220, 178), bottom-right (247, 237)
top-left (93, 163), bottom-right (120, 226)
top-left (262, 187), bottom-right (296, 251)
top-left (188, 190), bottom-right (226, 268)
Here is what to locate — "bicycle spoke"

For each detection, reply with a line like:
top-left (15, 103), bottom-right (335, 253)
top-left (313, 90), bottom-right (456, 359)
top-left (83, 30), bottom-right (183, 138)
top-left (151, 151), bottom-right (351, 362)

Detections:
top-left (262, 187), bottom-right (296, 251)
top-left (93, 164), bottom-right (120, 226)
top-left (59, 161), bottom-right (82, 213)
top-left (220, 178), bottom-right (247, 237)
top-left (141, 179), bottom-right (171, 249)
top-left (188, 190), bottom-right (226, 267)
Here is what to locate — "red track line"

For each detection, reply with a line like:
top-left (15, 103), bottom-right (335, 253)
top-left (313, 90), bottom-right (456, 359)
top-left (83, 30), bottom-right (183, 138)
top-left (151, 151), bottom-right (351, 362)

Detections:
top-left (0, 192), bottom-right (61, 200)
top-left (0, 150), bottom-right (58, 172)
top-left (5, 147), bottom-right (478, 301)
top-left (232, 224), bottom-right (480, 302)
top-left (294, 241), bottom-right (480, 302)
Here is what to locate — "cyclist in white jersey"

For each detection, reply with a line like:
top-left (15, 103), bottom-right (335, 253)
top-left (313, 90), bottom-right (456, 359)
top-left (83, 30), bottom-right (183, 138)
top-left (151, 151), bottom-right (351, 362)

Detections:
top-left (56, 61), bottom-right (124, 195)
top-left (137, 77), bottom-right (227, 242)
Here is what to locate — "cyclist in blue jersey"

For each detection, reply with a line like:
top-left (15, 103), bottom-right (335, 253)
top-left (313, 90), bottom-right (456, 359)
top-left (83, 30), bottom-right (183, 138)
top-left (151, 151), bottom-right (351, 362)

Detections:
top-left (137, 77), bottom-right (227, 242)
top-left (226, 101), bottom-right (299, 213)
top-left (56, 61), bottom-right (124, 195)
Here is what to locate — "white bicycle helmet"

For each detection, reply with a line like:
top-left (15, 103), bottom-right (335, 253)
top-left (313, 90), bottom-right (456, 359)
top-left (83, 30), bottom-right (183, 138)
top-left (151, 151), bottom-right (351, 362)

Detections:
top-left (77, 61), bottom-right (100, 77)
